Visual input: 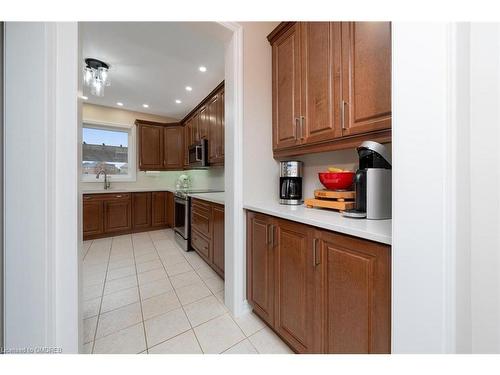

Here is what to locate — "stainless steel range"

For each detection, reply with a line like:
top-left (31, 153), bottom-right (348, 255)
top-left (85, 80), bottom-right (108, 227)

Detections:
top-left (173, 189), bottom-right (223, 251)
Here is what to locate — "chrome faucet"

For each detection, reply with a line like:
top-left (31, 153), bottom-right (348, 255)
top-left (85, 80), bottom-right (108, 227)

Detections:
top-left (96, 169), bottom-right (111, 189)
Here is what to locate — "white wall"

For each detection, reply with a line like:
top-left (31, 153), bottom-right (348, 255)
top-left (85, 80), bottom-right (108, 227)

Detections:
top-left (470, 23), bottom-right (500, 353)
top-left (392, 22), bottom-right (457, 353)
top-left (4, 22), bottom-right (79, 353)
top-left (80, 103), bottom-right (224, 192)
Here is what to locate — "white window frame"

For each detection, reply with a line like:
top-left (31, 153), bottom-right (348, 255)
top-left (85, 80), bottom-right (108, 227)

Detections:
top-left (81, 120), bottom-right (137, 182)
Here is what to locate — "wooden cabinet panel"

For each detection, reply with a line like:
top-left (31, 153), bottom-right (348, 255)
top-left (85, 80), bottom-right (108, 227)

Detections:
top-left (321, 231), bottom-right (391, 353)
top-left (184, 119), bottom-right (193, 167)
top-left (132, 192), bottom-right (151, 229)
top-left (198, 106), bottom-right (208, 140)
top-left (219, 90), bottom-right (225, 159)
top-left (274, 219), bottom-right (322, 353)
top-left (83, 197), bottom-right (104, 237)
top-left (341, 22), bottom-right (391, 135)
top-left (208, 93), bottom-right (222, 164)
top-left (212, 204), bottom-right (225, 277)
top-left (192, 112), bottom-right (200, 143)
top-left (246, 212), bottom-right (275, 326)
top-left (272, 23), bottom-right (301, 151)
top-left (166, 192), bottom-right (174, 228)
top-left (151, 191), bottom-right (167, 227)
top-left (163, 125), bottom-right (184, 170)
top-left (138, 123), bottom-right (164, 170)
top-left (104, 196), bottom-right (132, 233)
top-left (191, 228), bottom-right (211, 262)
top-left (301, 22), bottom-right (342, 143)
top-left (191, 205), bottom-right (211, 237)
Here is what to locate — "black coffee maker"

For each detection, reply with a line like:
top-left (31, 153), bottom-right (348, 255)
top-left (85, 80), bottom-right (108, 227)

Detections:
top-left (343, 141), bottom-right (392, 219)
top-left (279, 161), bottom-right (303, 205)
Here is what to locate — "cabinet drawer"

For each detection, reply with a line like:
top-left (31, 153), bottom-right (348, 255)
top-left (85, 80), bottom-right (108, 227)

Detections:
top-left (83, 193), bottom-right (130, 201)
top-left (191, 229), bottom-right (210, 261)
top-left (191, 204), bottom-right (211, 237)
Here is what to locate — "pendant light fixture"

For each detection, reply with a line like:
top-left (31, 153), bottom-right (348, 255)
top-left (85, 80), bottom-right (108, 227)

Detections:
top-left (83, 58), bottom-right (111, 97)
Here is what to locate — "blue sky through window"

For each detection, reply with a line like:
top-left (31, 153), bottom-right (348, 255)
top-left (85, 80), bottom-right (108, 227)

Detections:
top-left (83, 126), bottom-right (128, 147)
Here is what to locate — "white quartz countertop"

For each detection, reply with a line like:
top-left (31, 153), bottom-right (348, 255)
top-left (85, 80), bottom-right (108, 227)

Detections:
top-left (189, 192), bottom-right (225, 205)
top-left (244, 201), bottom-right (391, 245)
top-left (81, 187), bottom-right (176, 194)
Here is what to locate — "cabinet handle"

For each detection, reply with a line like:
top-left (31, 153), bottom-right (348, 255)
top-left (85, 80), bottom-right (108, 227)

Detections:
top-left (313, 238), bottom-right (320, 266)
top-left (83, 196), bottom-right (92, 200)
top-left (341, 100), bottom-right (347, 130)
top-left (300, 116), bottom-right (305, 139)
top-left (295, 117), bottom-right (300, 140)
top-left (115, 195), bottom-right (122, 198)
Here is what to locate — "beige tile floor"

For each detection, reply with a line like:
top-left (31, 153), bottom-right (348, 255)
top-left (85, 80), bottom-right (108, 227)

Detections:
top-left (82, 229), bottom-right (293, 354)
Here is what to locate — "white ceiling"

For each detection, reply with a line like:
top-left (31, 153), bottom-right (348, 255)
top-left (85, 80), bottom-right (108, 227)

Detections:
top-left (80, 22), bottom-right (230, 120)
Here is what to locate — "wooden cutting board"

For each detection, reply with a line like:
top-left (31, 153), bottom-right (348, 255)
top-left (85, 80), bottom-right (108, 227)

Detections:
top-left (305, 190), bottom-right (356, 211)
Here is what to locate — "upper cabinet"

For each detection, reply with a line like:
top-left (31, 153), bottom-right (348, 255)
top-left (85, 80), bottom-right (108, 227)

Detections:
top-left (181, 81), bottom-right (225, 167)
top-left (136, 120), bottom-right (184, 171)
top-left (268, 22), bottom-right (391, 158)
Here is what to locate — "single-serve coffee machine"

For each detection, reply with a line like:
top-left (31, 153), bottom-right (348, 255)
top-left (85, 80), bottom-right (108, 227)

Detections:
top-left (279, 161), bottom-right (303, 205)
top-left (343, 141), bottom-right (391, 219)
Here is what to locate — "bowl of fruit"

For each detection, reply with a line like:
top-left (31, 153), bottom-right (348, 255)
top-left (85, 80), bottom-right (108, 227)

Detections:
top-left (318, 167), bottom-right (355, 190)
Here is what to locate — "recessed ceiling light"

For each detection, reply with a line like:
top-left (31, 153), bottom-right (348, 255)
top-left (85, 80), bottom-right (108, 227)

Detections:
top-left (198, 66), bottom-right (207, 72)
top-left (175, 99), bottom-right (182, 104)
top-left (116, 102), bottom-right (123, 106)
top-left (142, 104), bottom-right (149, 108)
top-left (185, 86), bottom-right (193, 92)
top-left (81, 95), bottom-right (88, 100)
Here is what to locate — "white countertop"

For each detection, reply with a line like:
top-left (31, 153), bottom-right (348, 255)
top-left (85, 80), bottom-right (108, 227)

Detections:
top-left (244, 201), bottom-right (391, 245)
top-left (189, 192), bottom-right (225, 205)
top-left (81, 187), bottom-right (176, 194)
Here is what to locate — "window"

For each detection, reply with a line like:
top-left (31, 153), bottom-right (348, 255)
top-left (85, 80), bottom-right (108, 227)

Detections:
top-left (81, 121), bottom-right (136, 182)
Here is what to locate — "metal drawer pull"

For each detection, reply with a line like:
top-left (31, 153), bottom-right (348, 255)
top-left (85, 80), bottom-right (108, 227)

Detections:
top-left (115, 195), bottom-right (122, 198)
top-left (313, 238), bottom-right (320, 266)
top-left (300, 116), bottom-right (305, 139)
top-left (295, 117), bottom-right (300, 140)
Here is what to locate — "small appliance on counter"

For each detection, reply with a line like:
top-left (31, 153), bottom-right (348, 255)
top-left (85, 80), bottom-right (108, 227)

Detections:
top-left (342, 141), bottom-right (392, 220)
top-left (279, 161), bottom-right (303, 205)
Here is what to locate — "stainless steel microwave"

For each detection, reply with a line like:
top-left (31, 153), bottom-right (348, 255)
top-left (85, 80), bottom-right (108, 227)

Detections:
top-left (188, 138), bottom-right (209, 168)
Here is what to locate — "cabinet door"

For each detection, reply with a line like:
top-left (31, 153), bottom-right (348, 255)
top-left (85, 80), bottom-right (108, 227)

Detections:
top-left (83, 197), bottom-right (104, 238)
top-left (272, 23), bottom-right (301, 151)
top-left (166, 192), bottom-right (174, 228)
top-left (341, 22), bottom-right (391, 135)
top-left (219, 90), bottom-right (225, 160)
top-left (246, 212), bottom-right (275, 326)
top-left (198, 106), bottom-right (208, 140)
top-left (104, 196), bottom-right (132, 233)
top-left (274, 219), bottom-right (321, 353)
top-left (208, 93), bottom-right (220, 163)
top-left (192, 112), bottom-right (200, 143)
top-left (212, 204), bottom-right (225, 278)
top-left (321, 231), bottom-right (391, 353)
top-left (138, 123), bottom-right (164, 170)
top-left (184, 119), bottom-right (192, 167)
top-left (163, 125), bottom-right (184, 170)
top-left (151, 191), bottom-right (167, 227)
top-left (301, 22), bottom-right (342, 144)
top-left (132, 192), bottom-right (151, 229)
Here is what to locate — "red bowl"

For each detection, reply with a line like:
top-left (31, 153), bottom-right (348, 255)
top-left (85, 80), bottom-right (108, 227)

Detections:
top-left (318, 172), bottom-right (355, 190)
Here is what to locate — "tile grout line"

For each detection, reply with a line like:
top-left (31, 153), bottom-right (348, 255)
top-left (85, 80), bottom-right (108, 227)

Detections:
top-left (149, 230), bottom-right (206, 354)
top-left (88, 238), bottom-right (114, 353)
top-left (131, 234), bottom-right (151, 354)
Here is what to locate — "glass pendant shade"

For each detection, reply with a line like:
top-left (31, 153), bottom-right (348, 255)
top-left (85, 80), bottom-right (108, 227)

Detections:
top-left (91, 80), bottom-right (104, 97)
top-left (83, 58), bottom-right (110, 97)
top-left (98, 67), bottom-right (110, 86)
top-left (83, 67), bottom-right (93, 86)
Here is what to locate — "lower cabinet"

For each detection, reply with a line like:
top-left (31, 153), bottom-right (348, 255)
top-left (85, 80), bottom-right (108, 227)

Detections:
top-left (83, 191), bottom-right (175, 240)
top-left (246, 210), bottom-right (391, 354)
top-left (190, 198), bottom-right (225, 278)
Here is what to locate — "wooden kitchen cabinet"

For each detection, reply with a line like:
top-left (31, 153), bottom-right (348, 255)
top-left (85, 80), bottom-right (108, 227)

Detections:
top-left (246, 211), bottom-right (275, 326)
top-left (83, 196), bottom-right (104, 237)
top-left (190, 198), bottom-right (225, 278)
top-left (181, 82), bottom-right (225, 167)
top-left (246, 210), bottom-right (391, 354)
top-left (321, 230), bottom-right (391, 353)
top-left (268, 22), bottom-right (391, 158)
top-left (271, 22), bottom-right (301, 151)
top-left (341, 22), bottom-right (392, 136)
top-left (137, 122), bottom-right (164, 170)
top-left (211, 204), bottom-right (225, 276)
top-left (273, 218), bottom-right (322, 353)
top-left (132, 192), bottom-right (151, 229)
top-left (103, 194), bottom-right (132, 233)
top-left (136, 120), bottom-right (184, 171)
top-left (166, 191), bottom-right (174, 228)
top-left (151, 191), bottom-right (167, 227)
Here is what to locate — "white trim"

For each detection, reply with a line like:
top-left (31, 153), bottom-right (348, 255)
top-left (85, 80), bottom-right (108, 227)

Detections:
top-left (81, 119), bottom-right (137, 183)
top-left (218, 22), bottom-right (250, 316)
